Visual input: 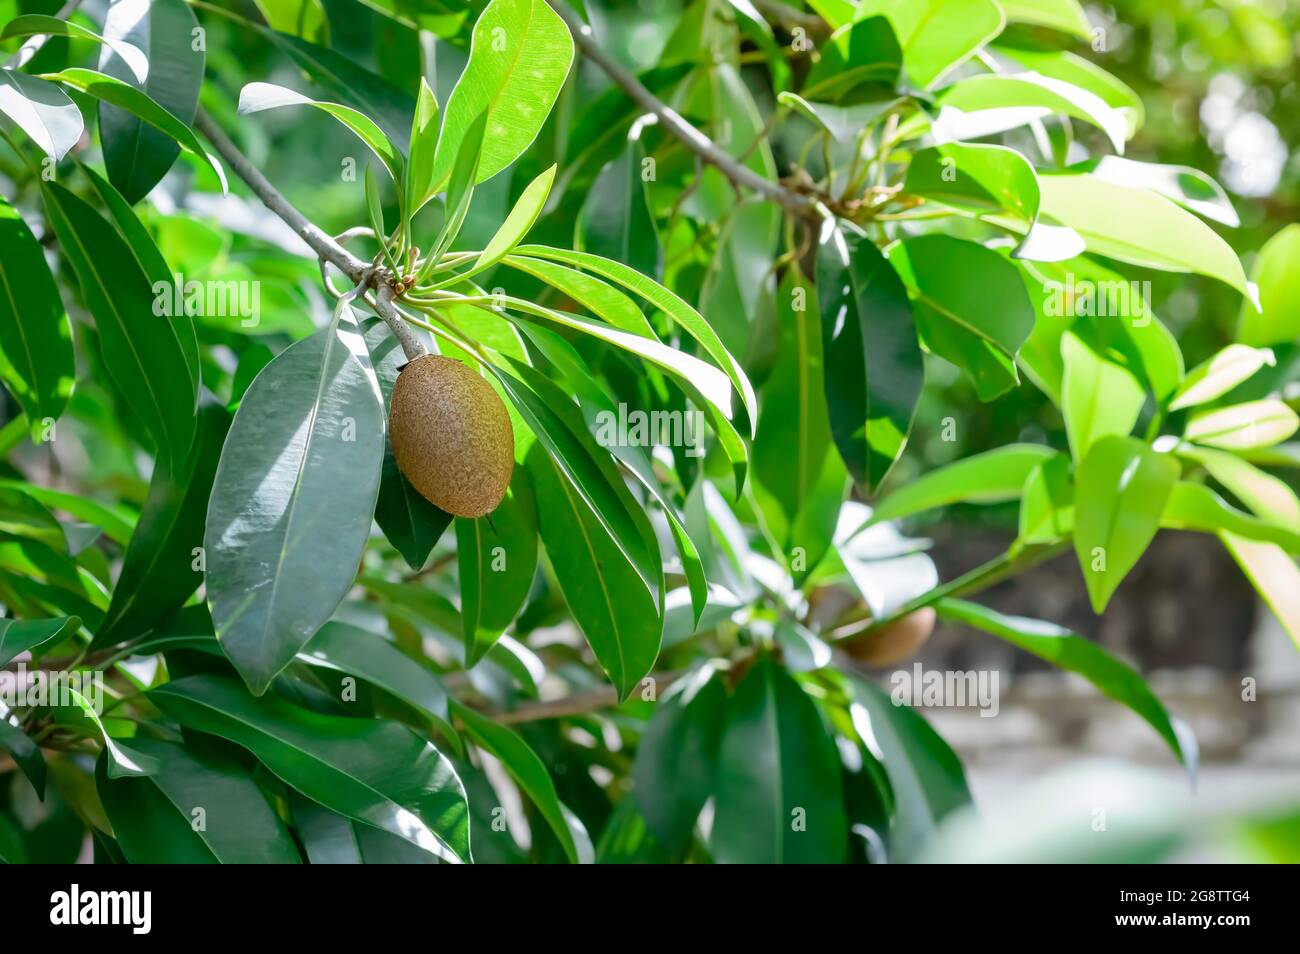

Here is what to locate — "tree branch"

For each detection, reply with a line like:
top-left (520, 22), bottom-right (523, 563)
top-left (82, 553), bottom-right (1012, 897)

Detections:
top-left (545, 0), bottom-right (817, 217)
top-left (194, 108), bottom-right (426, 360)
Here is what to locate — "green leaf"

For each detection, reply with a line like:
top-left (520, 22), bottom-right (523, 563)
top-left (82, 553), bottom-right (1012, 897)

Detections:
top-left (0, 717), bottom-right (46, 798)
top-left (1161, 482), bottom-right (1300, 554)
top-left (514, 245), bottom-right (758, 433)
top-left (423, 109), bottom-right (485, 264)
top-left (300, 621), bottom-right (454, 739)
top-left (1018, 451), bottom-right (1074, 543)
top-left (362, 318), bottom-right (452, 570)
top-left (96, 738), bottom-right (301, 863)
top-left (845, 674), bottom-right (971, 860)
top-left (151, 674), bottom-right (471, 862)
top-left (41, 182), bottom-right (198, 467)
top-left (42, 69), bottom-right (226, 187)
top-left (1035, 174), bottom-right (1252, 297)
top-left (0, 482), bottom-right (133, 546)
top-left (0, 70), bottom-right (82, 160)
top-left (74, 687), bottom-right (160, 778)
top-left (471, 163), bottom-right (554, 273)
top-left (503, 255), bottom-right (654, 336)
top-left (1084, 156), bottom-right (1239, 228)
top-left (1170, 345), bottom-right (1276, 411)
top-left (937, 599), bottom-right (1195, 773)
top-left (1238, 224), bottom-right (1300, 347)
top-left (97, 0), bottom-right (205, 203)
top-left (579, 138), bottom-right (661, 279)
top-left (0, 616), bottom-right (79, 667)
top-left (904, 142), bottom-right (1040, 222)
top-left (524, 445), bottom-right (662, 701)
top-left (1220, 535), bottom-right (1300, 651)
top-left (1, 15), bottom-right (147, 83)
top-left (429, 0), bottom-right (574, 191)
top-left (802, 14), bottom-right (901, 99)
top-left (997, 0), bottom-right (1091, 39)
top-left (866, 444), bottom-right (1055, 527)
top-left (1073, 436), bottom-right (1179, 612)
top-left (753, 266), bottom-right (846, 573)
top-left (237, 82), bottom-right (402, 183)
top-left (452, 700), bottom-right (593, 864)
top-left (992, 44), bottom-right (1143, 136)
top-left (1179, 446), bottom-right (1300, 528)
top-left (290, 792), bottom-right (444, 864)
top-left (711, 656), bottom-right (847, 863)
top-left (405, 78), bottom-right (440, 212)
top-left (858, 0), bottom-right (1003, 88)
top-left (631, 663), bottom-right (727, 850)
top-left (935, 73), bottom-right (1128, 152)
top-left (1185, 400), bottom-right (1299, 451)
top-left (1061, 332), bottom-right (1144, 461)
top-left (0, 195), bottom-right (73, 438)
top-left (890, 235), bottom-right (1036, 401)
top-left (457, 470), bottom-right (538, 665)
top-left (817, 227), bottom-right (922, 490)
top-left (253, 0), bottom-right (329, 43)
top-left (205, 305), bottom-right (384, 694)
top-left (94, 399), bottom-right (230, 649)
top-left (777, 92), bottom-right (899, 144)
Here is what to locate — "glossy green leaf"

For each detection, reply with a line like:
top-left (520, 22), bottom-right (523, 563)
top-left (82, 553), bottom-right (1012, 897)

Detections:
top-left (858, 0), bottom-right (1003, 88)
top-left (579, 138), bottom-right (660, 279)
top-left (846, 674), bottom-right (970, 860)
top-left (96, 738), bottom-right (301, 863)
top-left (290, 793), bottom-right (442, 863)
top-left (1036, 174), bottom-right (1251, 297)
top-left (802, 14), bottom-right (900, 99)
top-left (457, 470), bottom-right (538, 665)
top-left (0, 482), bottom-right (133, 546)
top-left (937, 599), bottom-right (1195, 772)
top-left (0, 717), bottom-right (45, 797)
top-left (423, 110), bottom-right (485, 265)
top-left (904, 142), bottom-right (1039, 222)
top-left (0, 69), bottom-right (83, 160)
top-left (1179, 446), bottom-right (1300, 528)
top-left (1061, 332), bottom-right (1144, 461)
top-left (1221, 535), bottom-right (1300, 651)
top-left (935, 73), bottom-right (1128, 152)
top-left (1238, 224), bottom-right (1300, 347)
top-left (1073, 436), bottom-right (1179, 612)
top-left (42, 182), bottom-right (198, 467)
top-left (2, 15), bottom-right (146, 83)
top-left (362, 318), bottom-right (452, 570)
top-left (891, 235), bottom-right (1036, 401)
top-left (429, 0), bottom-right (574, 191)
top-left (42, 69), bottom-right (225, 187)
top-left (513, 245), bottom-right (757, 433)
top-left (817, 226), bottom-right (922, 490)
top-left (97, 0), bottom-right (204, 203)
top-left (631, 664), bottom-right (727, 850)
top-left (205, 305), bottom-right (384, 694)
top-left (1085, 156), bottom-right (1239, 228)
top-left (503, 255), bottom-right (654, 337)
top-left (1018, 451), bottom-right (1074, 543)
top-left (711, 657), bottom-right (846, 863)
top-left (0, 195), bottom-right (73, 438)
top-left (1161, 482), bottom-right (1300, 554)
top-left (471, 163), bottom-right (554, 273)
top-left (524, 445), bottom-right (662, 701)
top-left (865, 444), bottom-right (1055, 528)
top-left (992, 44), bottom-right (1143, 136)
top-left (405, 78), bottom-right (440, 212)
top-left (1170, 345), bottom-right (1276, 411)
top-left (998, 0), bottom-right (1091, 38)
top-left (300, 621), bottom-right (454, 738)
top-left (151, 674), bottom-right (471, 862)
top-left (1185, 400), bottom-right (1299, 451)
top-left (253, 0), bottom-right (329, 43)
top-left (453, 700), bottom-right (592, 864)
top-left (94, 400), bottom-right (230, 649)
top-left (237, 82), bottom-right (402, 182)
top-left (777, 92), bottom-right (898, 144)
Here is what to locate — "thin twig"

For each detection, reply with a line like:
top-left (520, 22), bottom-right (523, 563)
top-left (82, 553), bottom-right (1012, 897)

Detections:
top-left (193, 108), bottom-right (426, 359)
top-left (545, 0), bottom-right (817, 217)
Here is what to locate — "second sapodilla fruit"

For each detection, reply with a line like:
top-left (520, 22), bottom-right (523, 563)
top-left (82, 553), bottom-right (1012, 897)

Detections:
top-left (389, 354), bottom-right (514, 517)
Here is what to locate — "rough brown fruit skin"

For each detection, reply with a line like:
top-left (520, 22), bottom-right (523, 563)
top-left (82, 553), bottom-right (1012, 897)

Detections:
top-left (388, 354), bottom-right (514, 518)
top-left (842, 608), bottom-right (936, 667)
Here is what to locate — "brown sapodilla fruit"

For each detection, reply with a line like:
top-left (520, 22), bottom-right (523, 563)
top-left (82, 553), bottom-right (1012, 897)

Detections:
top-left (842, 608), bottom-right (936, 668)
top-left (388, 354), bottom-right (514, 518)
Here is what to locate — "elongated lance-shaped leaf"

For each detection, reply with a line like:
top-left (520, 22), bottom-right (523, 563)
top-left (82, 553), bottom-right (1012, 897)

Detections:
top-left (1, 14), bottom-right (148, 83)
top-left (0, 195), bottom-right (73, 439)
top-left (421, 110), bottom-right (486, 273)
top-left (205, 302), bottom-right (384, 694)
top-left (151, 674), bottom-right (471, 862)
top-left (0, 69), bottom-right (83, 160)
top-left (42, 183), bottom-right (198, 468)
